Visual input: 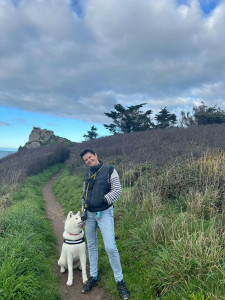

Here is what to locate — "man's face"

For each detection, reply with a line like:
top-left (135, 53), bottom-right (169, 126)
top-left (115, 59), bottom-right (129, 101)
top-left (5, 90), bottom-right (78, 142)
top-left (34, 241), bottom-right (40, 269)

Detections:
top-left (82, 152), bottom-right (100, 167)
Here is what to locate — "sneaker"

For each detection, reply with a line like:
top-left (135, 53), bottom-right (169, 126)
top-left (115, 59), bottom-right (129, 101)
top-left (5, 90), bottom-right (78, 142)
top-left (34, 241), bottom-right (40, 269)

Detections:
top-left (82, 276), bottom-right (98, 294)
top-left (117, 280), bottom-right (130, 299)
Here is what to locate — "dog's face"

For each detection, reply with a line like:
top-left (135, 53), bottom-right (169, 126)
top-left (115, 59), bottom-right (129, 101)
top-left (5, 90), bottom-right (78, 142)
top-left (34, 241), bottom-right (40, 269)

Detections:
top-left (65, 211), bottom-right (83, 233)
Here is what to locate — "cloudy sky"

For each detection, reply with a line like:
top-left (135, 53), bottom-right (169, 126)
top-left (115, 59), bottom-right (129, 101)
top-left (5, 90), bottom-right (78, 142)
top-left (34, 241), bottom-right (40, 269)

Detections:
top-left (1, 0), bottom-right (225, 149)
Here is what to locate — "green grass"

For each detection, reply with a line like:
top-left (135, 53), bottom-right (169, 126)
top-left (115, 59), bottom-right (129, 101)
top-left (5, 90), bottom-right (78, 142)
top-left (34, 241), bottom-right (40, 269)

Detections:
top-left (53, 168), bottom-right (83, 214)
top-left (54, 152), bottom-right (225, 300)
top-left (0, 164), bottom-right (63, 300)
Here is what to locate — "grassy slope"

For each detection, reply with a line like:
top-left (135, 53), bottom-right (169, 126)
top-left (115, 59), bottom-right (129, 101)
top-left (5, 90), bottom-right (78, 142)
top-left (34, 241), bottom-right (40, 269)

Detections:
top-left (1, 123), bottom-right (224, 299)
top-left (54, 152), bottom-right (225, 300)
top-left (0, 164), bottom-right (63, 300)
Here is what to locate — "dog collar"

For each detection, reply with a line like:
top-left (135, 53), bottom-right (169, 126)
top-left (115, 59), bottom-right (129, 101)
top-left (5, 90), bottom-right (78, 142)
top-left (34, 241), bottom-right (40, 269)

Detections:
top-left (64, 237), bottom-right (85, 245)
top-left (69, 230), bottom-right (82, 236)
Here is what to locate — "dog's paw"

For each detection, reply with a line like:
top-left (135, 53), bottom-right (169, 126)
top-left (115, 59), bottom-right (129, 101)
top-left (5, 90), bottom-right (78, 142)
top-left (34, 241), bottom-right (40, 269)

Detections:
top-left (66, 279), bottom-right (73, 286)
top-left (83, 276), bottom-right (88, 284)
top-left (60, 266), bottom-right (66, 273)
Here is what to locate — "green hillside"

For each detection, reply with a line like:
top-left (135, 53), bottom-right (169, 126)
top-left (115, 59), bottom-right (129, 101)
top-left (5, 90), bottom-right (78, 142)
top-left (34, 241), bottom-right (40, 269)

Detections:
top-left (0, 124), bottom-right (225, 299)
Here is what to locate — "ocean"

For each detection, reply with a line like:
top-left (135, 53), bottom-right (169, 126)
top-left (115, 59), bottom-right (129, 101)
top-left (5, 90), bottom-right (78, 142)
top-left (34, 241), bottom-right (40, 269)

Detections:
top-left (0, 151), bottom-right (16, 159)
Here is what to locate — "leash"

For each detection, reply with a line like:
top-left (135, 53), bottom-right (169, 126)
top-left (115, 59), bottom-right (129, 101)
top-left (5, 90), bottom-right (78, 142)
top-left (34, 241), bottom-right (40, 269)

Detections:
top-left (84, 163), bottom-right (104, 210)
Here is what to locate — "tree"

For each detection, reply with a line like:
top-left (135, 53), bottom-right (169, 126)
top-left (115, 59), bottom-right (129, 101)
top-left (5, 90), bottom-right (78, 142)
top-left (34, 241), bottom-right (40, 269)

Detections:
top-left (83, 125), bottom-right (99, 140)
top-left (193, 102), bottom-right (225, 125)
top-left (180, 111), bottom-right (195, 127)
top-left (155, 107), bottom-right (177, 128)
top-left (104, 103), bottom-right (155, 134)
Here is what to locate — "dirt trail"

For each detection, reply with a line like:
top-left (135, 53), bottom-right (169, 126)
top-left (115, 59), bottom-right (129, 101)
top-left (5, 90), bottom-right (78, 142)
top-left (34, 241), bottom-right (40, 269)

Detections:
top-left (43, 171), bottom-right (112, 300)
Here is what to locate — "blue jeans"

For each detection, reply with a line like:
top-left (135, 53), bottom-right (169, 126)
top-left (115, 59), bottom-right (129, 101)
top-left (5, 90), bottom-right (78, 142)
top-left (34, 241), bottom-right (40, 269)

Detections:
top-left (85, 207), bottom-right (123, 282)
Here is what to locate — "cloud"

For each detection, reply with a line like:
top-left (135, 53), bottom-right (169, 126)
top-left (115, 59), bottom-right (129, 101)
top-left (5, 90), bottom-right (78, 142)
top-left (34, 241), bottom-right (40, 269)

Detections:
top-left (0, 0), bottom-right (225, 123)
top-left (14, 118), bottom-right (26, 124)
top-left (0, 121), bottom-right (9, 126)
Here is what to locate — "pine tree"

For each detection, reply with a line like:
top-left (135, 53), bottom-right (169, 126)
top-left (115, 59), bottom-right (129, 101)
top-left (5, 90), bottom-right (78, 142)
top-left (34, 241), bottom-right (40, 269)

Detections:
top-left (104, 103), bottom-right (154, 134)
top-left (155, 107), bottom-right (177, 128)
top-left (83, 125), bottom-right (99, 140)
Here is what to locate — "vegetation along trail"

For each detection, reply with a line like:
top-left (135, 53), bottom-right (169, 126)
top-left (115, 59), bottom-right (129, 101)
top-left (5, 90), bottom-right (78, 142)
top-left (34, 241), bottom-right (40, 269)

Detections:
top-left (43, 171), bottom-right (111, 300)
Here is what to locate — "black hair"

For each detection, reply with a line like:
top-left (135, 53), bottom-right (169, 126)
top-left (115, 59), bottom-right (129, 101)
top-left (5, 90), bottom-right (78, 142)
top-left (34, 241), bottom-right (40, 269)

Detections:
top-left (80, 149), bottom-right (96, 159)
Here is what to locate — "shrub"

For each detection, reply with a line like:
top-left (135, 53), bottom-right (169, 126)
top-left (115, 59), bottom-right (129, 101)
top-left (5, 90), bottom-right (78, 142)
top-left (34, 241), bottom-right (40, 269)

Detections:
top-left (67, 124), bottom-right (225, 177)
top-left (0, 144), bottom-right (69, 186)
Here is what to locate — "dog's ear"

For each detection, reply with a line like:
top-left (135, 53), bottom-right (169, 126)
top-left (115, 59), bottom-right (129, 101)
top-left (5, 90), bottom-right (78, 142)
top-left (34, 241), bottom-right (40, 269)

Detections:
top-left (67, 211), bottom-right (73, 219)
top-left (77, 211), bottom-right (80, 216)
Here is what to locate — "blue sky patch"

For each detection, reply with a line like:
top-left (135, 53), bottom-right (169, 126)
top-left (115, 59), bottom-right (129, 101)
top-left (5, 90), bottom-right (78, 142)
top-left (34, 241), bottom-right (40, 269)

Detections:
top-left (70, 0), bottom-right (83, 17)
top-left (176, 0), bottom-right (222, 15)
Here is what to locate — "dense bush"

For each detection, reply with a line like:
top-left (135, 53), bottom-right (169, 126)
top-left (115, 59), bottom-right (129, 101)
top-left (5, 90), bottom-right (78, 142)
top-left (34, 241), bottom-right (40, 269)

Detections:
top-left (67, 123), bottom-right (225, 175)
top-left (0, 144), bottom-right (69, 186)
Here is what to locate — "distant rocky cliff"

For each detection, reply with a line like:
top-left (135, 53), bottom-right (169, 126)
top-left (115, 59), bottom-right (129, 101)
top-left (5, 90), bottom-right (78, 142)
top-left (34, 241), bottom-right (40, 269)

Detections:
top-left (19, 127), bottom-right (74, 151)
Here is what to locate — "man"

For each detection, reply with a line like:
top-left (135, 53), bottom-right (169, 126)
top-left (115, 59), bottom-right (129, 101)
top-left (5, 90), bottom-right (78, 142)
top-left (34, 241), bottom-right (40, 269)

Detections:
top-left (80, 149), bottom-right (130, 300)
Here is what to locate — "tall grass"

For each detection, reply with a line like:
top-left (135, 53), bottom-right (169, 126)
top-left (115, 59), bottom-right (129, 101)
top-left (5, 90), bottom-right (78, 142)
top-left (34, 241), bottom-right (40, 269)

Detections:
top-left (116, 150), bottom-right (225, 299)
top-left (0, 164), bottom-right (63, 300)
top-left (53, 168), bottom-right (83, 214)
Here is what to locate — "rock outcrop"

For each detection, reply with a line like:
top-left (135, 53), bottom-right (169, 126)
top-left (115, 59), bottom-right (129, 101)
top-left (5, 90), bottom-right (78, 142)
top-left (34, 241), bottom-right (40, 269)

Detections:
top-left (19, 127), bottom-right (74, 150)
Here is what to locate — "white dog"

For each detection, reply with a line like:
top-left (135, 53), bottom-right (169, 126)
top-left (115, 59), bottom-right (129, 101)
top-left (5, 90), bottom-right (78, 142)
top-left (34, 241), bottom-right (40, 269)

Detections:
top-left (58, 211), bottom-right (88, 286)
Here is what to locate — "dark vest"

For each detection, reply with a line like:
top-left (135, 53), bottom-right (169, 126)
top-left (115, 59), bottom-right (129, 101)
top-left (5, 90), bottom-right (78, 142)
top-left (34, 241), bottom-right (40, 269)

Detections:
top-left (83, 163), bottom-right (114, 212)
